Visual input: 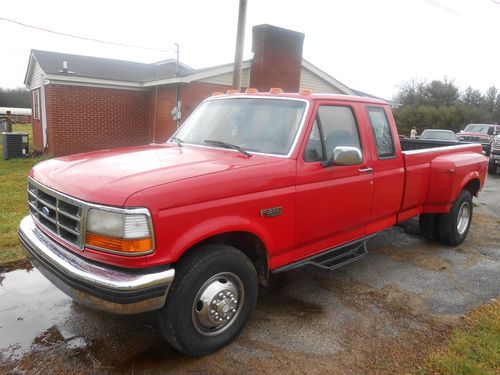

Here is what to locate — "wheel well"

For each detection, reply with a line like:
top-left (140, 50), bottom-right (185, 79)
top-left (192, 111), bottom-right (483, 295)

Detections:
top-left (188, 232), bottom-right (269, 286)
top-left (463, 178), bottom-right (480, 197)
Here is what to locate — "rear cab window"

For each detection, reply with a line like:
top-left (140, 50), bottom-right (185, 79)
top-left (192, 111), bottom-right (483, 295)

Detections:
top-left (366, 106), bottom-right (395, 159)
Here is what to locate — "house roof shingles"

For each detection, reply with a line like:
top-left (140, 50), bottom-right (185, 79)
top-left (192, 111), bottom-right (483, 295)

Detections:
top-left (30, 50), bottom-right (192, 83)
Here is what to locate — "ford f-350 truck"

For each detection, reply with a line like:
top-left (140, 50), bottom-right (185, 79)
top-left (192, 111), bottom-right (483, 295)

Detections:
top-left (19, 91), bottom-right (487, 356)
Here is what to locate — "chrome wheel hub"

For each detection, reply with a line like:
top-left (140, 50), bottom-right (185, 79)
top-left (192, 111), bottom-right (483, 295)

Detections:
top-left (457, 201), bottom-right (471, 236)
top-left (192, 272), bottom-right (243, 336)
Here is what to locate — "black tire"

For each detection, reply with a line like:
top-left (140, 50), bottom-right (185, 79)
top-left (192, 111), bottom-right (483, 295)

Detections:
top-left (488, 160), bottom-right (497, 175)
top-left (158, 244), bottom-right (258, 356)
top-left (438, 190), bottom-right (473, 246)
top-left (419, 213), bottom-right (439, 241)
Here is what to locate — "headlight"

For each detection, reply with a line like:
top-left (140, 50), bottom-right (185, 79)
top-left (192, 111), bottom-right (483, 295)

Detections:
top-left (85, 208), bottom-right (153, 255)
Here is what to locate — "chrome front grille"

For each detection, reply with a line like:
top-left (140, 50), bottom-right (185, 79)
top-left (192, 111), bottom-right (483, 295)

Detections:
top-left (461, 135), bottom-right (484, 142)
top-left (28, 180), bottom-right (84, 249)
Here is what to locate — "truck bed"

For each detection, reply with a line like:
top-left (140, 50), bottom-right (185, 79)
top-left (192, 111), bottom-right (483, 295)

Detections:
top-left (400, 138), bottom-right (471, 151)
top-left (398, 142), bottom-right (486, 222)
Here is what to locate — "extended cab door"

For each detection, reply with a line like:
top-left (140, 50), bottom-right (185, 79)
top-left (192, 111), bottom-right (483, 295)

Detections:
top-left (294, 100), bottom-right (374, 261)
top-left (363, 105), bottom-right (405, 232)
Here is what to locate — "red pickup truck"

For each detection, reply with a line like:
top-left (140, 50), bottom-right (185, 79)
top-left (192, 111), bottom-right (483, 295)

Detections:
top-left (19, 91), bottom-right (487, 356)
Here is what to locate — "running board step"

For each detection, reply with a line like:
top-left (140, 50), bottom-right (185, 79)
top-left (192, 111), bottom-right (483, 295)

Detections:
top-left (273, 236), bottom-right (371, 274)
top-left (307, 242), bottom-right (367, 270)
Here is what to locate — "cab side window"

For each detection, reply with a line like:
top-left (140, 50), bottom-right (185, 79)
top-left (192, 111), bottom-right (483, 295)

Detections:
top-left (304, 106), bottom-right (361, 162)
top-left (304, 119), bottom-right (324, 162)
top-left (366, 107), bottom-right (395, 158)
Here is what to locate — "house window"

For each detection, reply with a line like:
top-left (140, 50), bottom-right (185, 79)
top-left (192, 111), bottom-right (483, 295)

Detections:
top-left (33, 90), bottom-right (40, 120)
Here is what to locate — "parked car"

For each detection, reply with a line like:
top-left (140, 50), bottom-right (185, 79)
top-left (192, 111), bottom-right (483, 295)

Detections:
top-left (19, 91), bottom-right (488, 356)
top-left (457, 123), bottom-right (500, 155)
top-left (420, 129), bottom-right (459, 142)
top-left (488, 135), bottom-right (500, 174)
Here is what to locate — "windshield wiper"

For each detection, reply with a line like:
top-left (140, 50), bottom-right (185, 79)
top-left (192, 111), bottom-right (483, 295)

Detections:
top-left (203, 140), bottom-right (252, 157)
top-left (170, 136), bottom-right (183, 147)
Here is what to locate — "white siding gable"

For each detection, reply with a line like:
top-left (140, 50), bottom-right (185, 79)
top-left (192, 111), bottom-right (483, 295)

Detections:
top-left (299, 67), bottom-right (345, 94)
top-left (198, 67), bottom-right (250, 87)
top-left (29, 61), bottom-right (44, 90)
top-left (198, 65), bottom-right (349, 94)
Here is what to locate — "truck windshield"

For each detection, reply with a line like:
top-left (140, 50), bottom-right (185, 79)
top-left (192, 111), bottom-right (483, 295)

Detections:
top-left (464, 124), bottom-right (491, 134)
top-left (173, 98), bottom-right (307, 156)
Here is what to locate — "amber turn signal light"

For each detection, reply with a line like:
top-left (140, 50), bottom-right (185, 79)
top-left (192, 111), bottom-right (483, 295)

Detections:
top-left (86, 232), bottom-right (152, 254)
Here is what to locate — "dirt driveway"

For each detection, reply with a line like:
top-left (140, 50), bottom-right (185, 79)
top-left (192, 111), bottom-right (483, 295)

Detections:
top-left (1, 175), bottom-right (499, 374)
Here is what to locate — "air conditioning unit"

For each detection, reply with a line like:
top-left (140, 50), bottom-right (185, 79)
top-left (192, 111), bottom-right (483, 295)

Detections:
top-left (2, 132), bottom-right (29, 160)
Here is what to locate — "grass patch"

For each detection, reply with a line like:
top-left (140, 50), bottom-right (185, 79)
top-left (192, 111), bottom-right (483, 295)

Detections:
top-left (419, 300), bottom-right (500, 375)
top-left (0, 124), bottom-right (45, 268)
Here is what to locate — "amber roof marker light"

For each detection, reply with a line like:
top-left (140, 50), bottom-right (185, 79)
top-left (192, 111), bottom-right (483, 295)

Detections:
top-left (269, 88), bottom-right (284, 94)
top-left (245, 88), bottom-right (259, 94)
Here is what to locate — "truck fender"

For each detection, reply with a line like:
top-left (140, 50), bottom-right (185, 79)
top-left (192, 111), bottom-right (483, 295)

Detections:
top-left (426, 154), bottom-right (484, 212)
top-left (167, 215), bottom-right (272, 262)
top-left (458, 171), bottom-right (481, 197)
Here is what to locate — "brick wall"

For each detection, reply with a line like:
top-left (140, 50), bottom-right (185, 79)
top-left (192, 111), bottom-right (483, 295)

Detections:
top-left (150, 82), bottom-right (232, 142)
top-left (44, 85), bottom-right (150, 156)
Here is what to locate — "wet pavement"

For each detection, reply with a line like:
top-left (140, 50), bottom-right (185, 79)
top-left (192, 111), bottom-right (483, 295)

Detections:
top-left (1, 175), bottom-right (499, 374)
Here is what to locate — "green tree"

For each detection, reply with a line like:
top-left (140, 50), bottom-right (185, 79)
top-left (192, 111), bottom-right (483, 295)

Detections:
top-left (461, 86), bottom-right (482, 107)
top-left (393, 79), bottom-right (500, 133)
top-left (425, 78), bottom-right (460, 107)
top-left (484, 86), bottom-right (499, 112)
top-left (393, 79), bottom-right (427, 106)
top-left (0, 87), bottom-right (31, 108)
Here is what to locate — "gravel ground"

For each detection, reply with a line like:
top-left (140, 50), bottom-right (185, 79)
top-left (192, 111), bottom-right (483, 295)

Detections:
top-left (1, 174), bottom-right (499, 374)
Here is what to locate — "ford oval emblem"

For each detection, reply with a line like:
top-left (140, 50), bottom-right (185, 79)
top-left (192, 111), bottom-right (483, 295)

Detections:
top-left (41, 206), bottom-right (50, 216)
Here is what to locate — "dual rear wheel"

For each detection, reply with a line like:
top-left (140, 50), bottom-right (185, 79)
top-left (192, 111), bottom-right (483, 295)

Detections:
top-left (419, 190), bottom-right (473, 246)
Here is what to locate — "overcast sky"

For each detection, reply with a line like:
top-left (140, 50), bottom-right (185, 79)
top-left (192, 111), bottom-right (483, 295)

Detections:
top-left (1, 0), bottom-right (499, 99)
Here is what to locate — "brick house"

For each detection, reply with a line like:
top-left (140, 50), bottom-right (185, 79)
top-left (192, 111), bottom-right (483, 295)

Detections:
top-left (24, 24), bottom-right (361, 157)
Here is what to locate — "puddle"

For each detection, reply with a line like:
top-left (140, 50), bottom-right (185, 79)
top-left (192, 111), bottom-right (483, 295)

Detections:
top-left (0, 267), bottom-right (184, 372)
top-left (0, 268), bottom-right (71, 357)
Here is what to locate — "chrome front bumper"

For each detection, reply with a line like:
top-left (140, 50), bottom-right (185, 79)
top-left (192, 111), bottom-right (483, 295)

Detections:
top-left (18, 215), bottom-right (175, 314)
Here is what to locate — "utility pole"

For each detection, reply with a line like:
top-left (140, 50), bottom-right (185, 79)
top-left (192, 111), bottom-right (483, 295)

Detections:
top-left (232, 0), bottom-right (247, 91)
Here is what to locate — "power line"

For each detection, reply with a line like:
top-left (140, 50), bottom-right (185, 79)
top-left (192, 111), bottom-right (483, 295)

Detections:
top-left (0, 16), bottom-right (174, 53)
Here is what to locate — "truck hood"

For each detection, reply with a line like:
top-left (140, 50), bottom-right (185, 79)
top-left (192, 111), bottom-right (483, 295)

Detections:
top-left (30, 144), bottom-right (281, 206)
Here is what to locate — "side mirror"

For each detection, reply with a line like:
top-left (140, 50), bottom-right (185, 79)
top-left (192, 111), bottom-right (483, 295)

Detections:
top-left (321, 146), bottom-right (362, 167)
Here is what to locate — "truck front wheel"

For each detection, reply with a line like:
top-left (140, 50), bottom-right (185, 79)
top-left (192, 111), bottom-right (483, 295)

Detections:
top-left (158, 244), bottom-right (258, 356)
top-left (438, 190), bottom-right (473, 246)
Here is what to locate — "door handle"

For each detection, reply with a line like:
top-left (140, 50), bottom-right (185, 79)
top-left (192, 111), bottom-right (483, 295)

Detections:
top-left (358, 167), bottom-right (373, 174)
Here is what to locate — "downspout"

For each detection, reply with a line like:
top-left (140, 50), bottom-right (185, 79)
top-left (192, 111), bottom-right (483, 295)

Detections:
top-left (40, 75), bottom-right (48, 150)
top-left (175, 42), bottom-right (180, 130)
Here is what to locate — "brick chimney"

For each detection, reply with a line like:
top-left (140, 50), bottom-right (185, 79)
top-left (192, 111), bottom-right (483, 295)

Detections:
top-left (249, 24), bottom-right (305, 92)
